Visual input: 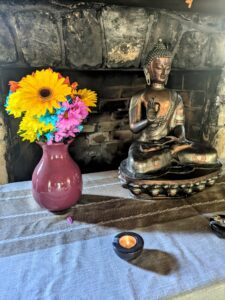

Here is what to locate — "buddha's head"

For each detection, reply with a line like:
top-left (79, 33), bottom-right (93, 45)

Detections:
top-left (144, 39), bottom-right (172, 86)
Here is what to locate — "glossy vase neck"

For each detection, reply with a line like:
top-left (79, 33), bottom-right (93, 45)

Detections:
top-left (38, 143), bottom-right (70, 159)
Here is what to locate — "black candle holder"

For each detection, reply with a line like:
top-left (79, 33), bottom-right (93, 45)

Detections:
top-left (210, 214), bottom-right (225, 238)
top-left (113, 232), bottom-right (144, 261)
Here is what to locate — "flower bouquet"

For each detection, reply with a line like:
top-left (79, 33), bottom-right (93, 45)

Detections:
top-left (5, 68), bottom-right (97, 143)
top-left (5, 69), bottom-right (97, 211)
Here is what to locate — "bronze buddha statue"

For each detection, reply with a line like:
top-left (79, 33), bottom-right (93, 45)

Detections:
top-left (119, 39), bottom-right (221, 198)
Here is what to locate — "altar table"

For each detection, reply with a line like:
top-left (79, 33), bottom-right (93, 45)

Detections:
top-left (1, 171), bottom-right (225, 300)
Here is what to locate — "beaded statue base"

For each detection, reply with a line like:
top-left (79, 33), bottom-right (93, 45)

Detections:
top-left (119, 159), bottom-right (222, 199)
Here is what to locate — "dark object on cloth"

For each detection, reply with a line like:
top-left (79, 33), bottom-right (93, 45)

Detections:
top-left (209, 214), bottom-right (225, 238)
top-left (113, 232), bottom-right (144, 261)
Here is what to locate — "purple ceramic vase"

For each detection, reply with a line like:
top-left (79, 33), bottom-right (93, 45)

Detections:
top-left (32, 142), bottom-right (82, 211)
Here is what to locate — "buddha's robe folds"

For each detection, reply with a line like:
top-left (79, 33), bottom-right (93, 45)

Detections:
top-left (127, 90), bottom-right (218, 174)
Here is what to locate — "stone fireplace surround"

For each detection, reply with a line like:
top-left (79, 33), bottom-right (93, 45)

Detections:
top-left (0, 0), bottom-right (225, 183)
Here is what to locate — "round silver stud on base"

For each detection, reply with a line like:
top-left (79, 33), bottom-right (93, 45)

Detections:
top-left (118, 168), bottom-right (221, 199)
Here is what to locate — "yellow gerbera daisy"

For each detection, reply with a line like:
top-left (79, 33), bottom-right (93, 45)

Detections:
top-left (18, 113), bottom-right (54, 142)
top-left (74, 89), bottom-right (97, 111)
top-left (8, 69), bottom-right (72, 118)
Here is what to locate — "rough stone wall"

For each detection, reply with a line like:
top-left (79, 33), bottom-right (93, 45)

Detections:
top-left (0, 2), bottom-right (224, 69)
top-left (0, 112), bottom-right (8, 184)
top-left (0, 1), bottom-right (225, 182)
top-left (167, 70), bottom-right (221, 142)
top-left (203, 68), bottom-right (225, 157)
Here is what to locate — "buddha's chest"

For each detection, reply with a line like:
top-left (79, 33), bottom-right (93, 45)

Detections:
top-left (143, 91), bottom-right (172, 118)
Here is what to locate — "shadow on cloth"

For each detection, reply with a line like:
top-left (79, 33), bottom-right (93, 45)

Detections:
top-left (1, 181), bottom-right (225, 257)
top-left (130, 249), bottom-right (179, 275)
top-left (58, 181), bottom-right (225, 232)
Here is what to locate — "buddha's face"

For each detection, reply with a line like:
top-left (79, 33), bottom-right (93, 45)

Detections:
top-left (148, 57), bottom-right (172, 84)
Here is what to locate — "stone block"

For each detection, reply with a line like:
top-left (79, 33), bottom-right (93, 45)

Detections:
top-left (212, 127), bottom-right (225, 159)
top-left (184, 107), bottom-right (202, 126)
top-left (181, 13), bottom-right (222, 29)
top-left (112, 110), bottom-right (129, 120)
top-left (103, 141), bottom-right (120, 160)
top-left (206, 101), bottom-right (220, 127)
top-left (82, 124), bottom-right (96, 133)
top-left (222, 17), bottom-right (225, 30)
top-left (0, 155), bottom-right (8, 184)
top-left (121, 86), bottom-right (145, 98)
top-left (102, 7), bottom-right (151, 68)
top-left (197, 15), bottom-right (222, 29)
top-left (103, 72), bottom-right (133, 87)
top-left (0, 116), bottom-right (7, 184)
top-left (143, 13), bottom-right (182, 63)
top-left (182, 71), bottom-right (208, 90)
top-left (64, 9), bottom-right (102, 67)
top-left (7, 142), bottom-right (42, 182)
top-left (207, 34), bottom-right (225, 67)
top-left (113, 130), bottom-right (133, 141)
top-left (71, 139), bottom-right (122, 171)
top-left (99, 99), bottom-right (129, 112)
top-left (207, 71), bottom-right (222, 97)
top-left (179, 91), bottom-right (191, 107)
top-left (203, 125), bottom-right (225, 159)
top-left (69, 137), bottom-right (103, 173)
top-left (0, 127), bottom-right (6, 141)
top-left (88, 145), bottom-right (104, 161)
top-left (186, 124), bottom-right (202, 142)
top-left (191, 91), bottom-right (206, 107)
top-left (167, 71), bottom-right (183, 90)
top-left (0, 141), bottom-right (6, 156)
top-left (217, 104), bottom-right (225, 126)
top-left (205, 88), bottom-right (225, 127)
top-left (69, 136), bottom-right (90, 162)
top-left (87, 132), bottom-right (110, 145)
top-left (97, 120), bottom-right (123, 132)
top-left (131, 73), bottom-right (146, 86)
top-left (201, 124), bottom-right (217, 145)
top-left (100, 86), bottom-right (122, 99)
top-left (173, 31), bottom-right (209, 69)
top-left (0, 15), bottom-right (17, 63)
top-left (0, 114), bottom-right (6, 141)
top-left (216, 68), bottom-right (225, 95)
top-left (87, 112), bottom-right (113, 124)
top-left (15, 11), bottom-right (61, 67)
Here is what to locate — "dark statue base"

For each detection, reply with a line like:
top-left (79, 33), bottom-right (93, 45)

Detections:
top-left (119, 159), bottom-right (222, 199)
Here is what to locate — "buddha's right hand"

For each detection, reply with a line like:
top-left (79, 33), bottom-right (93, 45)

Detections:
top-left (146, 98), bottom-right (160, 123)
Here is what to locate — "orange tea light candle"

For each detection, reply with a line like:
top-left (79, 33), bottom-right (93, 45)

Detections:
top-left (119, 235), bottom-right (137, 249)
top-left (113, 232), bottom-right (144, 261)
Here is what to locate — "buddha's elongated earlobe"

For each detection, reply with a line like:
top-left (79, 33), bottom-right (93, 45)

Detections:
top-left (144, 67), bottom-right (151, 85)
